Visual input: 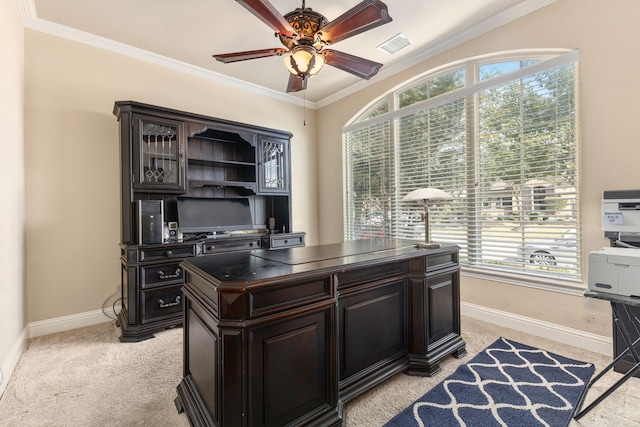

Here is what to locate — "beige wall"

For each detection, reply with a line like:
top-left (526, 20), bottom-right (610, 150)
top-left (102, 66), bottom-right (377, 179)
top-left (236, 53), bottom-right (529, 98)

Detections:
top-left (318, 0), bottom-right (640, 337)
top-left (24, 31), bottom-right (319, 323)
top-left (0, 0), bottom-right (26, 389)
top-left (19, 0), bottom-right (637, 339)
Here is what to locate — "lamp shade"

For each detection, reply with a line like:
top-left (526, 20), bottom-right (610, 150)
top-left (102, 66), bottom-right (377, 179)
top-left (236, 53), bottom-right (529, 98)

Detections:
top-left (284, 46), bottom-right (324, 77)
top-left (402, 187), bottom-right (453, 201)
top-left (402, 187), bottom-right (452, 249)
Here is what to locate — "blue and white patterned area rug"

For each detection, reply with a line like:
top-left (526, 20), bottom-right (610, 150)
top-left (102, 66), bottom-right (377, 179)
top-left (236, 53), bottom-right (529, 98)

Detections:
top-left (384, 337), bottom-right (594, 427)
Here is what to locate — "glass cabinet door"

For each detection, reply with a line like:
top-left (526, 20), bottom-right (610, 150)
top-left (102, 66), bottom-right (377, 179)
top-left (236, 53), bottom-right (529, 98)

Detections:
top-left (132, 114), bottom-right (186, 192)
top-left (258, 136), bottom-right (289, 194)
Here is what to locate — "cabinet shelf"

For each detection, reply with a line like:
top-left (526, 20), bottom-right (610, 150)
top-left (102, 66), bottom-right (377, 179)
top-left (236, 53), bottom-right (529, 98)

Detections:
top-left (189, 180), bottom-right (257, 193)
top-left (188, 135), bottom-right (255, 166)
top-left (188, 158), bottom-right (255, 168)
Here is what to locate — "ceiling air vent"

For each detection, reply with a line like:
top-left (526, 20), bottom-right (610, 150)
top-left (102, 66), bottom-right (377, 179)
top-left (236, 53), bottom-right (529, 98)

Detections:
top-left (377, 33), bottom-right (413, 55)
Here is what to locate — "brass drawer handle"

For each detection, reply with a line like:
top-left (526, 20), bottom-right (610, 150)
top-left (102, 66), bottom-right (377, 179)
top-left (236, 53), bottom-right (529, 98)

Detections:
top-left (158, 295), bottom-right (181, 308)
top-left (158, 268), bottom-right (181, 280)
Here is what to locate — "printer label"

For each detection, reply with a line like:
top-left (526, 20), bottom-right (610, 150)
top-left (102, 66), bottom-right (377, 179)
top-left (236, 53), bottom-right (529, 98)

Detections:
top-left (604, 211), bottom-right (624, 225)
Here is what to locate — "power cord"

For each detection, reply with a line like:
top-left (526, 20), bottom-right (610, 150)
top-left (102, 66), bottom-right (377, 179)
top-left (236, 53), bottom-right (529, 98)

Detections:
top-left (112, 297), bottom-right (122, 317)
top-left (101, 292), bottom-right (122, 320)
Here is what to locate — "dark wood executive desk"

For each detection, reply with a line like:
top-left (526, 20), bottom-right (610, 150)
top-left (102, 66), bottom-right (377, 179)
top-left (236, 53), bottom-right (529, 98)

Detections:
top-left (175, 239), bottom-right (466, 427)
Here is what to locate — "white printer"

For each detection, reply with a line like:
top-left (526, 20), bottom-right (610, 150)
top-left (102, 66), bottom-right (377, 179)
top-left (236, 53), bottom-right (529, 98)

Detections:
top-left (588, 247), bottom-right (640, 297)
top-left (588, 190), bottom-right (640, 297)
top-left (601, 189), bottom-right (640, 244)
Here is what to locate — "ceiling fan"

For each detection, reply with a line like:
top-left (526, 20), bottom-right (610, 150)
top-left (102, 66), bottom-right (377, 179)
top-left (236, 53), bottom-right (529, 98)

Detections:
top-left (213, 0), bottom-right (392, 92)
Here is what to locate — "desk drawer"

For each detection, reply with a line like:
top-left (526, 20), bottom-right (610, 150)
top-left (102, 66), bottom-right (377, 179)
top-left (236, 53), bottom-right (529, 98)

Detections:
top-left (248, 276), bottom-right (332, 318)
top-left (139, 245), bottom-right (197, 262)
top-left (262, 232), bottom-right (306, 250)
top-left (271, 235), bottom-right (305, 249)
top-left (203, 238), bottom-right (261, 254)
top-left (141, 262), bottom-right (183, 289)
top-left (337, 261), bottom-right (406, 289)
top-left (141, 285), bottom-right (183, 323)
top-left (425, 251), bottom-right (458, 272)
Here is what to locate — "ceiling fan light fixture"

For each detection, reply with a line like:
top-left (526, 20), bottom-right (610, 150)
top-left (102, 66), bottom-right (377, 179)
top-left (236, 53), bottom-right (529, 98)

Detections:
top-left (284, 46), bottom-right (324, 78)
top-left (214, 0), bottom-right (392, 93)
top-left (309, 53), bottom-right (325, 76)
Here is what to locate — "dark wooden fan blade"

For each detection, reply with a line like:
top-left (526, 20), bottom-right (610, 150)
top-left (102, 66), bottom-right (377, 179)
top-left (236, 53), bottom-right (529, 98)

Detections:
top-left (323, 50), bottom-right (383, 80)
top-left (213, 48), bottom-right (288, 63)
top-left (318, 0), bottom-right (392, 44)
top-left (236, 0), bottom-right (296, 38)
top-left (286, 74), bottom-right (307, 93)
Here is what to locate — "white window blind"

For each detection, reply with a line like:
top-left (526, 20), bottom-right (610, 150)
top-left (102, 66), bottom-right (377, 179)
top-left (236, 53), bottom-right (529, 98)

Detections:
top-left (343, 52), bottom-right (581, 281)
top-left (343, 121), bottom-right (392, 239)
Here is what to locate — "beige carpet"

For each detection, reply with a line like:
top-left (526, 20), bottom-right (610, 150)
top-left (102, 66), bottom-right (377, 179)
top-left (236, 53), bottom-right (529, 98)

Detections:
top-left (1, 316), bottom-right (639, 426)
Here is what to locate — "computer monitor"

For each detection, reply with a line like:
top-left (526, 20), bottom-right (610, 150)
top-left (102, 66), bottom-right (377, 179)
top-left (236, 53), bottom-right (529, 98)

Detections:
top-left (176, 197), bottom-right (254, 234)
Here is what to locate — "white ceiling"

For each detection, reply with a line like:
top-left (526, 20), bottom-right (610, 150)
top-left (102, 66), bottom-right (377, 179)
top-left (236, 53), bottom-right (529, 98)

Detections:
top-left (21, 0), bottom-right (554, 107)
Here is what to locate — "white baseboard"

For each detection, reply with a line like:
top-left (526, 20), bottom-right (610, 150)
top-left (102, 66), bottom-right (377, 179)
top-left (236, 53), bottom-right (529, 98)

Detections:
top-left (461, 302), bottom-right (613, 356)
top-left (29, 307), bottom-right (119, 338)
top-left (0, 326), bottom-right (28, 399)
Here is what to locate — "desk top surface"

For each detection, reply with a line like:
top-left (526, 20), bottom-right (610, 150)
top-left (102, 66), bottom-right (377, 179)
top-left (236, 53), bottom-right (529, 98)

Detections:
top-left (181, 238), bottom-right (457, 284)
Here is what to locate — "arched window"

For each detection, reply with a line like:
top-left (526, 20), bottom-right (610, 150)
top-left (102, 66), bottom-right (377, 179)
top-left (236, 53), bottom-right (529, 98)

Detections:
top-left (343, 50), bottom-right (581, 283)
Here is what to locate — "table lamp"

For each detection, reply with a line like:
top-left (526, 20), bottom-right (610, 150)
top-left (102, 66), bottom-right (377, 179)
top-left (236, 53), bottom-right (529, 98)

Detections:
top-left (402, 187), bottom-right (453, 248)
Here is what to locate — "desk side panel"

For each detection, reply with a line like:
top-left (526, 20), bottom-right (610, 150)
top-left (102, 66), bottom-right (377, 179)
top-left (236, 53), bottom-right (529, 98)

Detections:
top-left (248, 303), bottom-right (339, 426)
top-left (338, 278), bottom-right (409, 401)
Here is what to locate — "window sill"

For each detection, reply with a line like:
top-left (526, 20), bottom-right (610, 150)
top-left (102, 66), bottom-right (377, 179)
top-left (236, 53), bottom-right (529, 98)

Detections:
top-left (461, 266), bottom-right (585, 297)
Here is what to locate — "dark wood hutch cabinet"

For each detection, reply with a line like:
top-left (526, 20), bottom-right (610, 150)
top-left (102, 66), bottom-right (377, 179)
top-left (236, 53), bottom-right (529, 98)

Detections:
top-left (114, 101), bottom-right (304, 342)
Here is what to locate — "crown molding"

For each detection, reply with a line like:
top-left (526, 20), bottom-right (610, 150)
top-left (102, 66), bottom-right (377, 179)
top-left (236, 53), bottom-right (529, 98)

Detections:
top-left (18, 0), bottom-right (555, 110)
top-left (18, 0), bottom-right (313, 109)
top-left (16, 0), bottom-right (37, 25)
